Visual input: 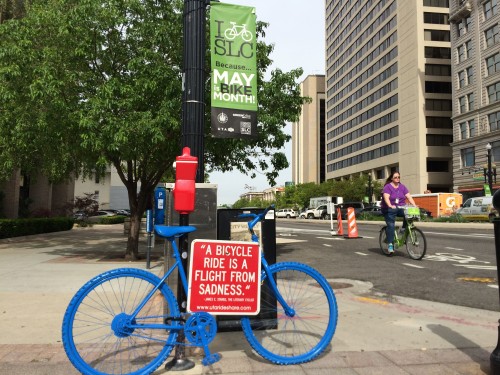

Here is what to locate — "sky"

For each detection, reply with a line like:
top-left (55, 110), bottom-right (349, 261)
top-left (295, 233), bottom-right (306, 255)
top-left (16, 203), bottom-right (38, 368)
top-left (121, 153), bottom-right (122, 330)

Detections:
top-left (209, 0), bottom-right (325, 206)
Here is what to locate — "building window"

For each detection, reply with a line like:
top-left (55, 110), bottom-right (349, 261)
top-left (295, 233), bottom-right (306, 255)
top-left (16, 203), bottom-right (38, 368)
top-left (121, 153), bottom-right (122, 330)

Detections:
top-left (427, 134), bottom-right (453, 146)
top-left (457, 45), bottom-right (466, 62)
top-left (459, 96), bottom-right (467, 113)
top-left (427, 159), bottom-right (449, 172)
top-left (468, 93), bottom-right (474, 110)
top-left (376, 169), bottom-right (385, 179)
top-left (457, 20), bottom-right (466, 36)
top-left (458, 70), bottom-right (466, 88)
top-left (425, 64), bottom-right (452, 76)
top-left (424, 12), bottom-right (449, 24)
top-left (489, 110), bottom-right (500, 131)
top-left (426, 116), bottom-right (453, 129)
top-left (487, 52), bottom-right (500, 75)
top-left (469, 119), bottom-right (475, 137)
top-left (466, 66), bottom-right (473, 84)
top-left (460, 122), bottom-right (467, 139)
top-left (492, 141), bottom-right (500, 162)
top-left (424, 0), bottom-right (450, 7)
top-left (485, 0), bottom-right (498, 20)
top-left (485, 24), bottom-right (500, 47)
top-left (465, 40), bottom-right (472, 58)
top-left (487, 82), bottom-right (500, 103)
top-left (461, 147), bottom-right (475, 167)
top-left (425, 46), bottom-right (451, 59)
top-left (425, 81), bottom-right (452, 93)
top-left (426, 99), bottom-right (452, 111)
top-left (424, 29), bottom-right (450, 42)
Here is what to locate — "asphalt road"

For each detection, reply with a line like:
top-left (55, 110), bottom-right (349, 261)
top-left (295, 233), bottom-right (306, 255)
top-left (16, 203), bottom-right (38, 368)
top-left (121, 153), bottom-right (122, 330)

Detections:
top-left (274, 219), bottom-right (499, 312)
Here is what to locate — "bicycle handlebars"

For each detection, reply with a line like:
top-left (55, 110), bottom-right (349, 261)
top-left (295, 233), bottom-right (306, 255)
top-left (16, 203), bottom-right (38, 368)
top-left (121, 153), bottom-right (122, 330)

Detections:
top-left (238, 205), bottom-right (274, 230)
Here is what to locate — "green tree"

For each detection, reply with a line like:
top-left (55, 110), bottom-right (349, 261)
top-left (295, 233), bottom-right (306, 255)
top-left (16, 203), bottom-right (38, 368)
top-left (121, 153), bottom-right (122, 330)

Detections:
top-left (0, 0), bottom-right (307, 259)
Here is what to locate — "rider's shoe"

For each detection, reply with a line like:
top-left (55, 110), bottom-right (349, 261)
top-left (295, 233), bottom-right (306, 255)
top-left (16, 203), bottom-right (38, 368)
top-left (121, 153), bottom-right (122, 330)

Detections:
top-left (387, 244), bottom-right (394, 255)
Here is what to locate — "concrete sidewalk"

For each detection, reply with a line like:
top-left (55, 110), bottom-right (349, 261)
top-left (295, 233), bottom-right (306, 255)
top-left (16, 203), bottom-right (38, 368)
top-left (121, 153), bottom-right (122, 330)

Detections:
top-left (0, 224), bottom-right (497, 374)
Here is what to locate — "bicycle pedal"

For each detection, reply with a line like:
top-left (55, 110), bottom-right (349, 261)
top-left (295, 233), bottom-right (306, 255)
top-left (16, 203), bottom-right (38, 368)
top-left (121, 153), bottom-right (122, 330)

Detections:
top-left (202, 353), bottom-right (221, 366)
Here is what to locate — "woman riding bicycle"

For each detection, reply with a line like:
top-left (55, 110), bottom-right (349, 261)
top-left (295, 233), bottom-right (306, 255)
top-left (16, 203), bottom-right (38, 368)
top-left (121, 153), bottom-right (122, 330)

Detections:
top-left (380, 171), bottom-right (416, 255)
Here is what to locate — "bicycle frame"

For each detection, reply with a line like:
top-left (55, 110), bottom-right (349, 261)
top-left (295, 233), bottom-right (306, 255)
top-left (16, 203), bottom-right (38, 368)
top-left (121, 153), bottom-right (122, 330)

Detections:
top-left (127, 210), bottom-right (296, 332)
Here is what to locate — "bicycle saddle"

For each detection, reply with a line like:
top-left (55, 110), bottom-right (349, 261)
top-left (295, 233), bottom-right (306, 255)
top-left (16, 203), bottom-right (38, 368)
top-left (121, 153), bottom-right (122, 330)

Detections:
top-left (154, 225), bottom-right (197, 239)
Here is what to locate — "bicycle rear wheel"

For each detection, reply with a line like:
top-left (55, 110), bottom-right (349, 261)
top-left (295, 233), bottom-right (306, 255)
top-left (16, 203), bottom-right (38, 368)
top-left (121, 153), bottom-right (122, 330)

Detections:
top-left (378, 226), bottom-right (391, 255)
top-left (241, 262), bottom-right (337, 365)
top-left (62, 268), bottom-right (180, 375)
top-left (406, 227), bottom-right (427, 260)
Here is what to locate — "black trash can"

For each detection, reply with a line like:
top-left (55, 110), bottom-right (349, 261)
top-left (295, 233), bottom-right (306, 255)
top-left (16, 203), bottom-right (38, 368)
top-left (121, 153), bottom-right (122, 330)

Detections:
top-left (216, 208), bottom-right (276, 332)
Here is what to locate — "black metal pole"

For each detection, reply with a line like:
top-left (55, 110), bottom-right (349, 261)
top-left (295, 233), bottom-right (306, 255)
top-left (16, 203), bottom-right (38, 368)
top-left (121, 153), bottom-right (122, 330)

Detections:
top-left (489, 146), bottom-right (494, 194)
top-left (182, 0), bottom-right (206, 184)
top-left (165, 0), bottom-right (206, 371)
top-left (490, 190), bottom-right (500, 374)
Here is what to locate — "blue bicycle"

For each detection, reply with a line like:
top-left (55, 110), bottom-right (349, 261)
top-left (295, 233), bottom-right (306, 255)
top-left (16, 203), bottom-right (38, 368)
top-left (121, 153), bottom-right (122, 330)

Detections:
top-left (62, 206), bottom-right (338, 374)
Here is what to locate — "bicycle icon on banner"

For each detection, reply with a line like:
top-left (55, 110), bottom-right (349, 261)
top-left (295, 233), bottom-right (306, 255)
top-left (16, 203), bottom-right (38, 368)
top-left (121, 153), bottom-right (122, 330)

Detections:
top-left (224, 22), bottom-right (253, 42)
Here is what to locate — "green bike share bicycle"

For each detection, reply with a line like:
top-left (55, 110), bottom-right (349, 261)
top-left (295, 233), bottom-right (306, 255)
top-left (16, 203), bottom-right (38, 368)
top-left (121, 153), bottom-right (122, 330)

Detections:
top-left (378, 206), bottom-right (427, 260)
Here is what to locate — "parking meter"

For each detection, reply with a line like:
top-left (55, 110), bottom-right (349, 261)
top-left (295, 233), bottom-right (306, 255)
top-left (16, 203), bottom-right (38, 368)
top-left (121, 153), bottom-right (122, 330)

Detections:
top-left (173, 147), bottom-right (198, 214)
top-left (154, 186), bottom-right (166, 225)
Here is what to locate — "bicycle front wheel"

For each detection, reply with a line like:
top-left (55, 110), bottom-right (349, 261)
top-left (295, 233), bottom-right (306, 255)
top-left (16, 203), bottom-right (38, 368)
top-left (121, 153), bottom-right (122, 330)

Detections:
top-left (62, 268), bottom-right (180, 375)
top-left (241, 262), bottom-right (338, 365)
top-left (406, 227), bottom-right (427, 260)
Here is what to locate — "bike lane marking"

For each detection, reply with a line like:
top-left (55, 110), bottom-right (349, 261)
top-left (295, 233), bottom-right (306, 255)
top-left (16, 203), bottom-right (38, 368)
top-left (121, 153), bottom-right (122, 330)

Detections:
top-left (445, 246), bottom-right (464, 251)
top-left (355, 252), bottom-right (369, 256)
top-left (402, 263), bottom-right (425, 269)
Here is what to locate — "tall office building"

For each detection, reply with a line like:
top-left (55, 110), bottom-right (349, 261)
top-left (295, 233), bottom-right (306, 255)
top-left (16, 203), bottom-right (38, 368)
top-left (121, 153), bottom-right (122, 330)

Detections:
top-left (292, 75), bottom-right (326, 184)
top-left (450, 0), bottom-right (500, 198)
top-left (325, 0), bottom-right (453, 194)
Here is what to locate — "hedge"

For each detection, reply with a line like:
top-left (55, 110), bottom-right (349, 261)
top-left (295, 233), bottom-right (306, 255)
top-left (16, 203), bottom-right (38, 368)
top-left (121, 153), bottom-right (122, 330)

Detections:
top-left (98, 215), bottom-right (126, 225)
top-left (0, 217), bottom-right (75, 239)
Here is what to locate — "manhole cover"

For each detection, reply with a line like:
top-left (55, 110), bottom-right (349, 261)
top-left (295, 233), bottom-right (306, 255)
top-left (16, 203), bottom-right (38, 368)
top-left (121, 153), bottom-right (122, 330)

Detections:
top-left (329, 282), bottom-right (353, 289)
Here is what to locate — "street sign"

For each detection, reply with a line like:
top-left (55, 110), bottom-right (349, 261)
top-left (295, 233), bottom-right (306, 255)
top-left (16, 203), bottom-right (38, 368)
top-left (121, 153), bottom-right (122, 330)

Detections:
top-left (187, 240), bottom-right (261, 315)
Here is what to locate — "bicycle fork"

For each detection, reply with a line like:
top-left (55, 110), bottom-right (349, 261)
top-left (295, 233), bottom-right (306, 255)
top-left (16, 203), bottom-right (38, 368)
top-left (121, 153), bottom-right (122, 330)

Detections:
top-left (261, 257), bottom-right (296, 318)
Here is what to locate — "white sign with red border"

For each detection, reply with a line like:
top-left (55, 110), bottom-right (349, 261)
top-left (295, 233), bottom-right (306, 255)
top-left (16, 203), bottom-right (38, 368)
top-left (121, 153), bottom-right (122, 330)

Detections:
top-left (187, 240), bottom-right (261, 315)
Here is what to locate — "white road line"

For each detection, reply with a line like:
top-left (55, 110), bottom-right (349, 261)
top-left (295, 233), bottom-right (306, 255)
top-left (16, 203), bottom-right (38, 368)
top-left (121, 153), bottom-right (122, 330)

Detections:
top-left (355, 252), bottom-right (369, 256)
top-left (454, 265), bottom-right (497, 270)
top-left (317, 236), bottom-right (345, 240)
top-left (425, 231), bottom-right (494, 239)
top-left (488, 285), bottom-right (499, 289)
top-left (323, 244), bottom-right (333, 247)
top-left (445, 246), bottom-right (464, 251)
top-left (402, 263), bottom-right (425, 269)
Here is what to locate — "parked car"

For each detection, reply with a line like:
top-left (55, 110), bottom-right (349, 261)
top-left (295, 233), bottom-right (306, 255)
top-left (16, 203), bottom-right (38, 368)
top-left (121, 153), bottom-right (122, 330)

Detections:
top-left (300, 205), bottom-right (328, 219)
top-left (332, 202), bottom-right (365, 219)
top-left (73, 211), bottom-right (88, 220)
top-left (419, 208), bottom-right (433, 219)
top-left (359, 206), bottom-right (383, 217)
top-left (275, 208), bottom-right (298, 219)
top-left (116, 209), bottom-right (131, 216)
top-left (88, 210), bottom-right (118, 223)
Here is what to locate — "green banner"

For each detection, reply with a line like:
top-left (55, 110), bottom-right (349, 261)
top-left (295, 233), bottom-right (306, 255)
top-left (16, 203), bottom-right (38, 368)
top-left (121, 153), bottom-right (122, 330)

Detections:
top-left (210, 3), bottom-right (258, 139)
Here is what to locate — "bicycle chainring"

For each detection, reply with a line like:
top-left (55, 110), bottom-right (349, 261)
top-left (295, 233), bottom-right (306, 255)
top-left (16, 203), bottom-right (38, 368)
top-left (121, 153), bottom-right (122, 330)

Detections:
top-left (184, 312), bottom-right (217, 346)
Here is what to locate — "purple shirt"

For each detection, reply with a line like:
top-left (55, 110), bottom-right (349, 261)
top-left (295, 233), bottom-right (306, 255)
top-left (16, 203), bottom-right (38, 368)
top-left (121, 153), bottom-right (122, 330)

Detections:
top-left (381, 183), bottom-right (409, 211)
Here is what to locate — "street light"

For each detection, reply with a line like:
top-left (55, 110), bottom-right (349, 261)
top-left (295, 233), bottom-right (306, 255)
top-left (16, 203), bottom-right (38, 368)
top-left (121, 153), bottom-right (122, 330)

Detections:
top-left (485, 143), bottom-right (497, 195)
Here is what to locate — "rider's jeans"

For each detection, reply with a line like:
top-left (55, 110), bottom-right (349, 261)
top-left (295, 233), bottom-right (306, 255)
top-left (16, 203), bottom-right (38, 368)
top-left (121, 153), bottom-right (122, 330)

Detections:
top-left (383, 207), bottom-right (408, 244)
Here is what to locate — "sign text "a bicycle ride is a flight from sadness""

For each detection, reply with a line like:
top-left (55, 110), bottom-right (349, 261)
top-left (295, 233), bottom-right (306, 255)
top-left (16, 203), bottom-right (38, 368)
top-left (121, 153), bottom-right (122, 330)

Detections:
top-left (188, 240), bottom-right (261, 315)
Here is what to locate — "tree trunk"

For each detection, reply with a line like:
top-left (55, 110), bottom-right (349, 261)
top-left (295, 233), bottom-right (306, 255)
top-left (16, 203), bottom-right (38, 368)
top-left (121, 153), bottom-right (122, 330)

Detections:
top-left (125, 212), bottom-right (141, 260)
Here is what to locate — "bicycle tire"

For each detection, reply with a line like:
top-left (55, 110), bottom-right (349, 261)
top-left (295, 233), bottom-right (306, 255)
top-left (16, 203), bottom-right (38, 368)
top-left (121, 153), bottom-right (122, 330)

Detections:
top-left (378, 226), bottom-right (391, 255)
top-left (241, 262), bottom-right (338, 365)
top-left (405, 227), bottom-right (427, 260)
top-left (62, 268), bottom-right (180, 375)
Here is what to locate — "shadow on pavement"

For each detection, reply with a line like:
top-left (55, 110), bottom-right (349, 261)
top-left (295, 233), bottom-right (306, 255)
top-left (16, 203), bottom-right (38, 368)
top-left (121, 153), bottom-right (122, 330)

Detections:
top-left (428, 324), bottom-right (491, 373)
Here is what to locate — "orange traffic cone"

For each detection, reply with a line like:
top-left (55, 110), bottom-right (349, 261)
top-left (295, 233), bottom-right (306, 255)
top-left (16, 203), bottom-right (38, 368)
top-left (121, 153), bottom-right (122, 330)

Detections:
top-left (344, 207), bottom-right (362, 239)
top-left (332, 207), bottom-right (344, 236)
